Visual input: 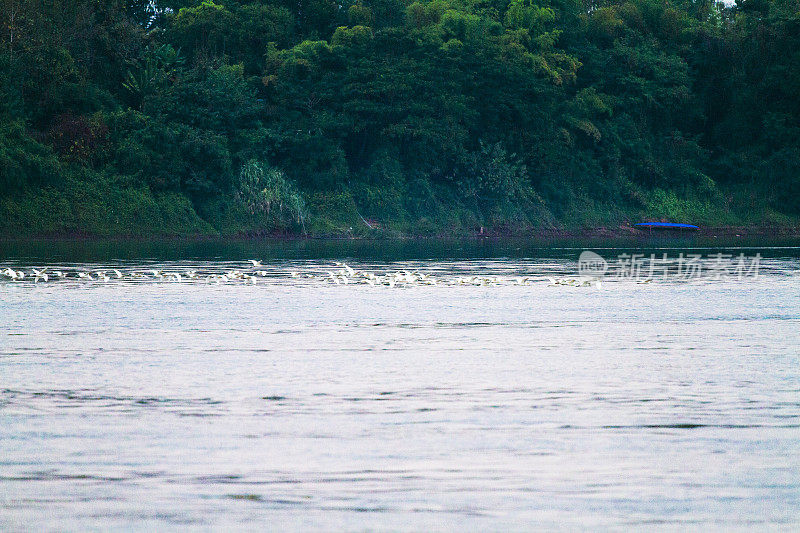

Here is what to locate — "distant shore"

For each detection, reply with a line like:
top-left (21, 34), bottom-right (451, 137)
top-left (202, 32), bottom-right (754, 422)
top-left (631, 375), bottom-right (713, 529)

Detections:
top-left (4, 223), bottom-right (800, 242)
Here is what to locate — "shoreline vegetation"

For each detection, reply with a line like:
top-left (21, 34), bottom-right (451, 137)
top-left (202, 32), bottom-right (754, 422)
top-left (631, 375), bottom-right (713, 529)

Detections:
top-left (3, 223), bottom-right (800, 241)
top-left (1, 1), bottom-right (799, 239)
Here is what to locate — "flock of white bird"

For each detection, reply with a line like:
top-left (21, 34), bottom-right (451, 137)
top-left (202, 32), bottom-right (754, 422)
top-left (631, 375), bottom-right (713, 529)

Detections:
top-left (1, 260), bottom-right (602, 288)
top-left (320, 262), bottom-right (602, 287)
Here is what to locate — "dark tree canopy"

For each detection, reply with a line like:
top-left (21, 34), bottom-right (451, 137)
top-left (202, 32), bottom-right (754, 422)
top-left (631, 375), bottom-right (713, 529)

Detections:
top-left (1, 0), bottom-right (798, 235)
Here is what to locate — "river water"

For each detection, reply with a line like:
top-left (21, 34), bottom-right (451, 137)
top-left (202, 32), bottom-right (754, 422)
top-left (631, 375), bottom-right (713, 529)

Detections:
top-left (1, 239), bottom-right (799, 530)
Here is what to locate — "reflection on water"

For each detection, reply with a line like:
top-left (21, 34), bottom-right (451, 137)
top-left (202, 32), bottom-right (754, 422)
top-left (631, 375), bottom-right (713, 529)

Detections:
top-left (1, 241), bottom-right (799, 530)
top-left (3, 235), bottom-right (800, 262)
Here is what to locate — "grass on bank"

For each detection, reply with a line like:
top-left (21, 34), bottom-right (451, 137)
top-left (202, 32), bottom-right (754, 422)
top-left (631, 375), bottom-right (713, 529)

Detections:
top-left (1, 172), bottom-right (797, 238)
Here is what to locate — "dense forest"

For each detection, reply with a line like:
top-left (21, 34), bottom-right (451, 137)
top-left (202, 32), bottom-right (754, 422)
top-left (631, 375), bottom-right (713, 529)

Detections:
top-left (0, 0), bottom-right (798, 236)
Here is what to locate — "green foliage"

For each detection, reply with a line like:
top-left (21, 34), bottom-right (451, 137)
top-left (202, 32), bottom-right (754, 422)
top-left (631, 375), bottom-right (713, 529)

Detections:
top-left (234, 160), bottom-right (306, 230)
top-left (0, 171), bottom-right (212, 236)
top-left (454, 142), bottom-right (531, 205)
top-left (331, 25), bottom-right (374, 48)
top-left (122, 44), bottom-right (185, 108)
top-left (0, 120), bottom-right (61, 190)
top-left (0, 121), bottom-right (59, 189)
top-left (107, 109), bottom-right (234, 196)
top-left (168, 0), bottom-right (294, 72)
top-left (306, 189), bottom-right (363, 233)
top-left (1, 0), bottom-right (799, 236)
top-left (348, 4), bottom-right (375, 27)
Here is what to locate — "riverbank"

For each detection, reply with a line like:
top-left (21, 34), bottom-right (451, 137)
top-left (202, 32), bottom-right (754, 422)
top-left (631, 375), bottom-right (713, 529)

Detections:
top-left (5, 220), bottom-right (800, 241)
top-left (3, 177), bottom-right (798, 242)
top-left (4, 223), bottom-right (800, 246)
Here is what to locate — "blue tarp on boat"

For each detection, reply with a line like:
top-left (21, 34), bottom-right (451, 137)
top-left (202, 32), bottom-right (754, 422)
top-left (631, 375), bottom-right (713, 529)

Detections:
top-left (634, 222), bottom-right (699, 229)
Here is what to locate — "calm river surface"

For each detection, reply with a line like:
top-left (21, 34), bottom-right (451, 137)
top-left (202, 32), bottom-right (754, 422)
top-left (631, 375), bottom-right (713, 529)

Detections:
top-left (1, 238), bottom-right (799, 530)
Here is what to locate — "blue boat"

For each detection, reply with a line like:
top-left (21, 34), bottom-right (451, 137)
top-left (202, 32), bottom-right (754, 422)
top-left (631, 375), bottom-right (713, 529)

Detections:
top-left (635, 222), bottom-right (699, 230)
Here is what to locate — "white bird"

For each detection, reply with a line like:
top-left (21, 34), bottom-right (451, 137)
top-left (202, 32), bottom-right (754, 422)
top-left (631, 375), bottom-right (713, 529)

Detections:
top-left (113, 269), bottom-right (123, 279)
top-left (248, 260), bottom-right (262, 267)
top-left (333, 262), bottom-right (356, 276)
top-left (32, 269), bottom-right (48, 283)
